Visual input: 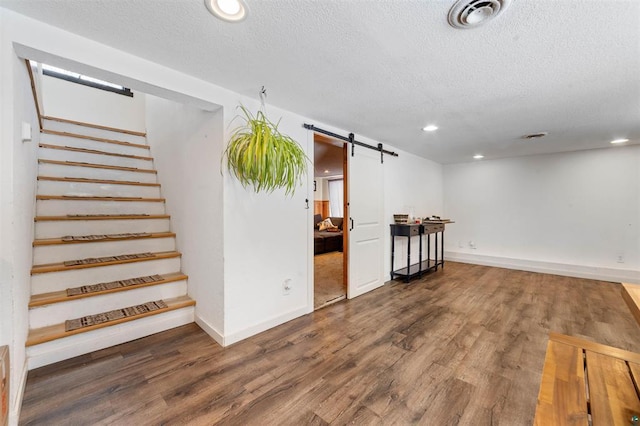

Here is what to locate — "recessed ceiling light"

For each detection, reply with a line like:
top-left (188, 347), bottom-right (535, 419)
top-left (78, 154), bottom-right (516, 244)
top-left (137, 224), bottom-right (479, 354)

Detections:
top-left (205, 0), bottom-right (248, 22)
top-left (324, 169), bottom-right (329, 173)
top-left (422, 125), bottom-right (438, 132)
top-left (611, 138), bottom-right (629, 144)
top-left (473, 154), bottom-right (484, 159)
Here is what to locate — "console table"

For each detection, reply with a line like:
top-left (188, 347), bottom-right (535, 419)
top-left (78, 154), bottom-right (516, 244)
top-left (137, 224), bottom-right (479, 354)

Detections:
top-left (390, 221), bottom-right (452, 283)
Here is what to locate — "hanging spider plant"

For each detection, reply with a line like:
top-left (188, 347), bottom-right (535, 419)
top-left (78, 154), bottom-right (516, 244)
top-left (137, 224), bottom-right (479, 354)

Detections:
top-left (225, 105), bottom-right (309, 196)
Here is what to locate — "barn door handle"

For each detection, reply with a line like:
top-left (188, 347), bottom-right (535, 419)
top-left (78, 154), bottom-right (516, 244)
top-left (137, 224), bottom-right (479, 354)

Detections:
top-left (349, 217), bottom-right (354, 231)
top-left (305, 199), bottom-right (309, 209)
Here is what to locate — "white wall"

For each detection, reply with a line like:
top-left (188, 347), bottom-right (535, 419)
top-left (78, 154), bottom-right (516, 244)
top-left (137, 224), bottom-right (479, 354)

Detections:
top-left (384, 150), bottom-right (444, 278)
top-left (0, 6), bottom-right (444, 375)
top-left (0, 7), bottom-right (311, 351)
top-left (145, 95), bottom-right (225, 343)
top-left (1, 12), bottom-right (637, 420)
top-left (222, 111), bottom-right (314, 343)
top-left (0, 9), bottom-right (417, 344)
top-left (444, 146), bottom-right (640, 283)
top-left (41, 73), bottom-right (146, 131)
top-left (0, 27), bottom-right (41, 424)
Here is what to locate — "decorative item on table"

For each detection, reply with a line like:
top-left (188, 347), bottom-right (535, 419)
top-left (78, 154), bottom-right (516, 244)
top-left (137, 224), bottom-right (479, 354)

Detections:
top-left (424, 215), bottom-right (452, 223)
top-left (393, 214), bottom-right (409, 224)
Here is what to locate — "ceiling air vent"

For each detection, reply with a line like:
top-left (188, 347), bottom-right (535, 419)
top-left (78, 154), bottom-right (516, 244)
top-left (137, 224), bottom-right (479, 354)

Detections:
top-left (448, 0), bottom-right (512, 29)
top-left (522, 132), bottom-right (548, 140)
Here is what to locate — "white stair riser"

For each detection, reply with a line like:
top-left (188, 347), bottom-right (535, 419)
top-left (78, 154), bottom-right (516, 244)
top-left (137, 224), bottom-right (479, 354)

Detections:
top-left (36, 199), bottom-right (166, 216)
top-left (27, 307), bottom-right (194, 369)
top-left (35, 218), bottom-right (171, 239)
top-left (31, 257), bottom-right (182, 294)
top-left (43, 120), bottom-right (147, 145)
top-left (33, 237), bottom-right (176, 264)
top-left (39, 147), bottom-right (153, 169)
top-left (41, 132), bottom-right (149, 157)
top-left (38, 162), bottom-right (157, 183)
top-left (38, 180), bottom-right (161, 198)
top-left (29, 280), bottom-right (187, 328)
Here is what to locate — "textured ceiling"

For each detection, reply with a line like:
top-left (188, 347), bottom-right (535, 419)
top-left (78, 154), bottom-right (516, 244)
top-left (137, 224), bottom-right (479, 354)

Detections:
top-left (314, 134), bottom-right (344, 178)
top-left (2, 0), bottom-right (639, 164)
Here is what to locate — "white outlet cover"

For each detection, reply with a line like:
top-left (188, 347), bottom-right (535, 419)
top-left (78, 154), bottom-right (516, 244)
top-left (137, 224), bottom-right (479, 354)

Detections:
top-left (283, 279), bottom-right (292, 294)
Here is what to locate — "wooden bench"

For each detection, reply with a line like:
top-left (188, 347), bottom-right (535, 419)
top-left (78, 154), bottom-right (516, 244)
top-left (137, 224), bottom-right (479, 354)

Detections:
top-left (534, 332), bottom-right (640, 425)
top-left (622, 283), bottom-right (640, 327)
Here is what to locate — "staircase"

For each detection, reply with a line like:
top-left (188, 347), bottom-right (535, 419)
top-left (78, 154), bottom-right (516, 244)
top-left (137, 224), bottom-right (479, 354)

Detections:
top-left (26, 116), bottom-right (195, 369)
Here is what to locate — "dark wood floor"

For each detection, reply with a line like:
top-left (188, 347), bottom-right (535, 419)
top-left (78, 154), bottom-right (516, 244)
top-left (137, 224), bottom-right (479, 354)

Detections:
top-left (20, 262), bottom-right (640, 425)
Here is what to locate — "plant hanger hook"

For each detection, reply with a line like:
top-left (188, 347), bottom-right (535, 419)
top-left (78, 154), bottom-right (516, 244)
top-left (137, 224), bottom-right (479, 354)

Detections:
top-left (259, 86), bottom-right (267, 112)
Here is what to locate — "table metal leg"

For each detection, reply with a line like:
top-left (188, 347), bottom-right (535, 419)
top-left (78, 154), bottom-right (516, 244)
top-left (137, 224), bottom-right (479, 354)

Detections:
top-left (391, 235), bottom-right (395, 280)
top-left (426, 232), bottom-right (431, 271)
top-left (434, 232), bottom-right (438, 271)
top-left (406, 236), bottom-right (411, 283)
top-left (418, 232), bottom-right (423, 275)
top-left (441, 230), bottom-right (445, 268)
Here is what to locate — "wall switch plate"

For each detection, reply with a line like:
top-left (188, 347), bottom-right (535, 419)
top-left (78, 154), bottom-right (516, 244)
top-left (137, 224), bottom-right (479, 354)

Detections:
top-left (22, 121), bottom-right (32, 142)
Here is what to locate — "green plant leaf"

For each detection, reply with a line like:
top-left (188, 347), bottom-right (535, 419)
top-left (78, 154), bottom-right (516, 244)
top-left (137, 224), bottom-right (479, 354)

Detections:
top-left (224, 104), bottom-right (309, 195)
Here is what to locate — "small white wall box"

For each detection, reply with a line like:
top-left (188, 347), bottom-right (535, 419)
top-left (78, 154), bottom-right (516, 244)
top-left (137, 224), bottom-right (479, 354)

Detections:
top-left (21, 122), bottom-right (32, 142)
top-left (0, 345), bottom-right (8, 426)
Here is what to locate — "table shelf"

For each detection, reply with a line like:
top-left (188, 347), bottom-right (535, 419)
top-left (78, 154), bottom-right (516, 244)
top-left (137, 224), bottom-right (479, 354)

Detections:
top-left (390, 222), bottom-right (452, 283)
top-left (391, 259), bottom-right (443, 278)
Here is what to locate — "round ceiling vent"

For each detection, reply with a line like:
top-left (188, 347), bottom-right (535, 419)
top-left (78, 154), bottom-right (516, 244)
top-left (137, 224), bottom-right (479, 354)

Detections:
top-left (448, 0), bottom-right (512, 29)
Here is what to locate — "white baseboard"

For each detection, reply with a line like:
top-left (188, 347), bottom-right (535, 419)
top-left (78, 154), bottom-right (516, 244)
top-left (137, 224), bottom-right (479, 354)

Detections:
top-left (224, 305), bottom-right (311, 346)
top-left (8, 361), bottom-right (27, 426)
top-left (27, 307), bottom-right (194, 369)
top-left (194, 314), bottom-right (224, 347)
top-left (445, 251), bottom-right (640, 283)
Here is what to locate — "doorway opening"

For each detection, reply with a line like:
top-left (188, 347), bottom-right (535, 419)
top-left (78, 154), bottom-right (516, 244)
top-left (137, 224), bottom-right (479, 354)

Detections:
top-left (313, 134), bottom-right (347, 310)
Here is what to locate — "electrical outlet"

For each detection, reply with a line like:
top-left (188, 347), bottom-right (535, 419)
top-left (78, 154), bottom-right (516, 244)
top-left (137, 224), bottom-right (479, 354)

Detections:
top-left (616, 253), bottom-right (625, 263)
top-left (469, 241), bottom-right (476, 249)
top-left (458, 240), bottom-right (464, 248)
top-left (283, 279), bottom-right (292, 295)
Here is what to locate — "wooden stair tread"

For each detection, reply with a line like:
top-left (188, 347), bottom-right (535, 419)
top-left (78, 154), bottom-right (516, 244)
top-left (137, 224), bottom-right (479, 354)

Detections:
top-left (42, 128), bottom-right (149, 150)
top-left (37, 176), bottom-right (160, 187)
top-left (33, 231), bottom-right (175, 246)
top-left (31, 250), bottom-right (181, 274)
top-left (39, 143), bottom-right (153, 161)
top-left (29, 272), bottom-right (188, 307)
top-left (26, 295), bottom-right (195, 346)
top-left (35, 214), bottom-right (170, 221)
top-left (38, 159), bottom-right (156, 174)
top-left (43, 115), bottom-right (147, 137)
top-left (36, 194), bottom-right (165, 202)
